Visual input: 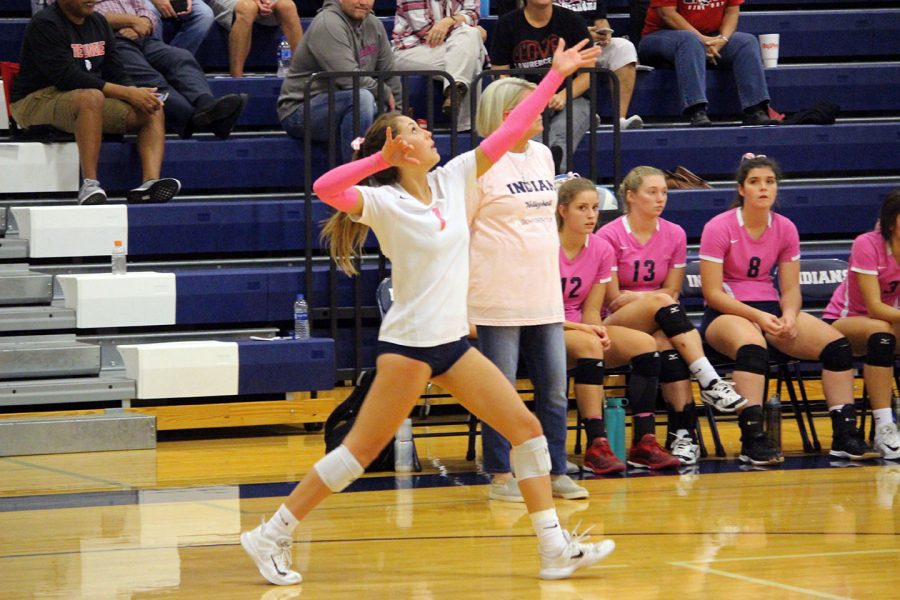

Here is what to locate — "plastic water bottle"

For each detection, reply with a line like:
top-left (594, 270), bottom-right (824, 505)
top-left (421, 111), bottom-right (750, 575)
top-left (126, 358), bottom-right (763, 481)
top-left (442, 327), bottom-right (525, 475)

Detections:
top-left (764, 393), bottom-right (782, 450)
top-left (479, 0), bottom-right (489, 18)
top-left (276, 36), bottom-right (291, 78)
top-left (394, 418), bottom-right (414, 472)
top-left (111, 240), bottom-right (127, 275)
top-left (893, 395), bottom-right (900, 424)
top-left (604, 397), bottom-right (628, 463)
top-left (293, 293), bottom-right (309, 339)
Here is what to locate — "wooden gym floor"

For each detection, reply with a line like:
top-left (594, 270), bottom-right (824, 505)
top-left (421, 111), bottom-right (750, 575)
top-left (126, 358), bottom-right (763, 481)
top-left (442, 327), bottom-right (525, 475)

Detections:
top-left (0, 404), bottom-right (898, 599)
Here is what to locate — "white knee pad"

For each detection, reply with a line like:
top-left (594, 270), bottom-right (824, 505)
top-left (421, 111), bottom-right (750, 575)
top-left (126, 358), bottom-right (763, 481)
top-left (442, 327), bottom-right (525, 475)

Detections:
top-left (510, 435), bottom-right (551, 481)
top-left (314, 445), bottom-right (364, 492)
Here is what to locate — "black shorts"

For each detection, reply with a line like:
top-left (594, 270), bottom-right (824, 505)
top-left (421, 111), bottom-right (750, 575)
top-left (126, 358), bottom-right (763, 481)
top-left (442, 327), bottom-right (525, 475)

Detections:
top-left (376, 336), bottom-right (472, 377)
top-left (700, 300), bottom-right (782, 337)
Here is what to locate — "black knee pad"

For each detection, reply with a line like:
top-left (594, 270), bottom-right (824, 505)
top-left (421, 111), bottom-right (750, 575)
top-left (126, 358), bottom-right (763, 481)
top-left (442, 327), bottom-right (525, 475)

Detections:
top-left (574, 358), bottom-right (605, 385)
top-left (631, 351), bottom-right (661, 377)
top-left (820, 337), bottom-right (853, 372)
top-left (654, 304), bottom-right (695, 338)
top-left (866, 332), bottom-right (896, 367)
top-left (735, 344), bottom-right (768, 375)
top-left (658, 349), bottom-right (690, 383)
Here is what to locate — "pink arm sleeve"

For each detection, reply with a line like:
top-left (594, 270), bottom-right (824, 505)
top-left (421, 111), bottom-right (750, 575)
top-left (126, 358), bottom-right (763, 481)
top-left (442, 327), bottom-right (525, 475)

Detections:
top-left (479, 69), bottom-right (565, 163)
top-left (312, 152), bottom-right (390, 212)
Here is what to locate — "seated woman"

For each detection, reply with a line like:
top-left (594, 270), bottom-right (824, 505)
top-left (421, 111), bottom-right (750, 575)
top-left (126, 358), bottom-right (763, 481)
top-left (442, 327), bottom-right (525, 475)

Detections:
top-left (821, 188), bottom-right (900, 460)
top-left (597, 166), bottom-right (747, 467)
top-left (557, 176), bottom-right (678, 471)
top-left (700, 154), bottom-right (879, 465)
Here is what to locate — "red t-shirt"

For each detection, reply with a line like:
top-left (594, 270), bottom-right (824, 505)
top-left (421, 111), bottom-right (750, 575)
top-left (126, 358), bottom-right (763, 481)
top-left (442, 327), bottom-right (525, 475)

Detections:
top-left (643, 0), bottom-right (744, 37)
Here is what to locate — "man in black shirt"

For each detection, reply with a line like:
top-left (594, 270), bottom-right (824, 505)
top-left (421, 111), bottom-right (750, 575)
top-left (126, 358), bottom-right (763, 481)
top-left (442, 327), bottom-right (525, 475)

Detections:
top-left (11, 0), bottom-right (180, 204)
top-left (491, 0), bottom-right (595, 173)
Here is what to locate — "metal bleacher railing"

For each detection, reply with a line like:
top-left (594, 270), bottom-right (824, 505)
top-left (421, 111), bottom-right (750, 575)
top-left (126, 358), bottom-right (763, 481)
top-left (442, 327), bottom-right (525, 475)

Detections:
top-left (301, 67), bottom-right (623, 380)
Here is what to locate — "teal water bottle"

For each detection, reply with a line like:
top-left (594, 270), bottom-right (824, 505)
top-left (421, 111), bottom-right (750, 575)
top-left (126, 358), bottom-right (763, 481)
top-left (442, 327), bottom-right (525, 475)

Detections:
top-left (605, 397), bottom-right (629, 463)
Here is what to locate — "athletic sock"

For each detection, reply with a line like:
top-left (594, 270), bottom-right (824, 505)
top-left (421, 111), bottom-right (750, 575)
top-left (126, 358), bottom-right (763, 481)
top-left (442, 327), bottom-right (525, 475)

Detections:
top-left (689, 357), bottom-right (719, 389)
top-left (530, 508), bottom-right (567, 555)
top-left (265, 504), bottom-right (300, 539)
top-left (873, 407), bottom-right (894, 429)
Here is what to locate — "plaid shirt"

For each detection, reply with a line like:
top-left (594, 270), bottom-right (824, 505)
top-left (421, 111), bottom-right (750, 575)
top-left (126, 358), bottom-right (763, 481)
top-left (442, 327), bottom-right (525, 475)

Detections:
top-left (392, 0), bottom-right (480, 51)
top-left (93, 0), bottom-right (160, 36)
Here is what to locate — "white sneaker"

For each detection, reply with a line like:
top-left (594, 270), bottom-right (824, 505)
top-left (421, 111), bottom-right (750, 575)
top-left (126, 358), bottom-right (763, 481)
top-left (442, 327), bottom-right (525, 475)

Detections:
top-left (489, 477), bottom-right (525, 503)
top-left (874, 423), bottom-right (900, 460)
top-left (539, 526), bottom-right (615, 580)
top-left (619, 115), bottom-right (643, 130)
top-left (700, 379), bottom-right (748, 413)
top-left (551, 475), bottom-right (589, 500)
top-left (670, 433), bottom-right (700, 466)
top-left (566, 460), bottom-right (581, 475)
top-left (240, 521), bottom-right (302, 586)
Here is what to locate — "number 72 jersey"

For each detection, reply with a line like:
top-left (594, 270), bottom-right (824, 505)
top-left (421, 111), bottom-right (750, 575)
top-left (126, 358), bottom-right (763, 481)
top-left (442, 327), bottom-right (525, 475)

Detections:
top-left (597, 215), bottom-right (687, 293)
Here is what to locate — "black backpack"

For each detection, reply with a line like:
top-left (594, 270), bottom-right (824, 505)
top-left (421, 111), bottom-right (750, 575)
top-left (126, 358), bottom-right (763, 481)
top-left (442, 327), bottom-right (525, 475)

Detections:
top-left (324, 368), bottom-right (420, 472)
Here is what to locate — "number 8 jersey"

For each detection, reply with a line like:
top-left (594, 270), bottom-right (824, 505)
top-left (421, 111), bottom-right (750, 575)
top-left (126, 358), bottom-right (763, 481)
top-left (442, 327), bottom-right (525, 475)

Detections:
top-left (597, 214), bottom-right (687, 293)
top-left (698, 207), bottom-right (801, 302)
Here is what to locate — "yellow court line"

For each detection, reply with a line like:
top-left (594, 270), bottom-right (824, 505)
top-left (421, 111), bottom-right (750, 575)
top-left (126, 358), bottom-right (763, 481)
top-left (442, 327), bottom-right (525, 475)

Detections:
top-left (670, 561), bottom-right (852, 600)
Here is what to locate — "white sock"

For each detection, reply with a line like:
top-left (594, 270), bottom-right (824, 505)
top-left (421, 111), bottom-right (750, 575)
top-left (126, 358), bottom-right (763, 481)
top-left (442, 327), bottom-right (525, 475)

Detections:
top-left (873, 408), bottom-right (894, 429)
top-left (265, 504), bottom-right (300, 539)
top-left (829, 404), bottom-right (846, 413)
top-left (689, 357), bottom-right (719, 388)
top-left (676, 428), bottom-right (691, 439)
top-left (530, 508), bottom-right (567, 555)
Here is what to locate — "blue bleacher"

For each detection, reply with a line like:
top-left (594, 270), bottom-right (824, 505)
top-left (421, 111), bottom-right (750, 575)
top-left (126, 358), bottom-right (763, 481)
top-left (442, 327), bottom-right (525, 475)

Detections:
top-left (237, 338), bottom-right (335, 394)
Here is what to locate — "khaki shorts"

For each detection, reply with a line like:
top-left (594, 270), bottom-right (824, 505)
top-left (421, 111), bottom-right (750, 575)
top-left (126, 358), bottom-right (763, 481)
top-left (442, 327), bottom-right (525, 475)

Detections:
top-left (207, 0), bottom-right (281, 30)
top-left (9, 86), bottom-right (131, 134)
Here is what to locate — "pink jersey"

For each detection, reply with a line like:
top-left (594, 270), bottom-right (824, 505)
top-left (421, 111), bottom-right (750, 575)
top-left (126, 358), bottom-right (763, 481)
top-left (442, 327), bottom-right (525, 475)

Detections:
top-left (597, 215), bottom-right (687, 292)
top-left (823, 231), bottom-right (900, 319)
top-left (559, 233), bottom-right (614, 323)
top-left (699, 208), bottom-right (801, 302)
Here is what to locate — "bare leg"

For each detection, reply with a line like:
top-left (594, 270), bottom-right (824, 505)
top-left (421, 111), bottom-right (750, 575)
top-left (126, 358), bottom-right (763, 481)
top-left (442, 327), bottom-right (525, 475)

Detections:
top-left (228, 0), bottom-right (258, 78)
top-left (653, 332), bottom-right (693, 411)
top-left (704, 314), bottom-right (767, 408)
top-left (433, 348), bottom-right (552, 513)
top-left (127, 107), bottom-right (164, 181)
top-left (614, 63), bottom-right (636, 116)
top-left (564, 329), bottom-right (605, 418)
top-left (832, 316), bottom-right (897, 410)
top-left (71, 89), bottom-right (105, 180)
top-left (275, 0), bottom-right (302, 50)
top-left (283, 353), bottom-right (430, 519)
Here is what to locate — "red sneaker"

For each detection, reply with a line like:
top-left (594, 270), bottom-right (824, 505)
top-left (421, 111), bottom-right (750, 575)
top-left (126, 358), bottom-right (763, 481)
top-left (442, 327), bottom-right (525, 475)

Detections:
top-left (628, 434), bottom-right (681, 470)
top-left (583, 437), bottom-right (626, 475)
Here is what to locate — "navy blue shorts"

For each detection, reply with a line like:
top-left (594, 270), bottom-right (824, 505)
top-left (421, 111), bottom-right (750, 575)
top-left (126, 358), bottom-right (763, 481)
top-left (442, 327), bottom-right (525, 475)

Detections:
top-left (700, 301), bottom-right (782, 337)
top-left (376, 336), bottom-right (472, 377)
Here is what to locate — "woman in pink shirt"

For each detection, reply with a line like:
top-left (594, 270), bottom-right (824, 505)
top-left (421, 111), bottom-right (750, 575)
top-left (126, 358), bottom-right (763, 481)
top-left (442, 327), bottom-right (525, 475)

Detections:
top-left (556, 176), bottom-right (678, 472)
top-left (700, 155), bottom-right (878, 465)
top-left (821, 189), bottom-right (900, 460)
top-left (597, 166), bottom-right (746, 468)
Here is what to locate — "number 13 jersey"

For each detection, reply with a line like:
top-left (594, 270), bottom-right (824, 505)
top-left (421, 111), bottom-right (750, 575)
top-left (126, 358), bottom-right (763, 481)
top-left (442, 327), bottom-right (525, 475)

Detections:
top-left (597, 214), bottom-right (687, 293)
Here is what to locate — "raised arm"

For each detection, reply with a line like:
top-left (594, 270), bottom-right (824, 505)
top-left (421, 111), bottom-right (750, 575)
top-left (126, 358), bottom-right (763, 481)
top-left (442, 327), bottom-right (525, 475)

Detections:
top-left (474, 39), bottom-right (600, 177)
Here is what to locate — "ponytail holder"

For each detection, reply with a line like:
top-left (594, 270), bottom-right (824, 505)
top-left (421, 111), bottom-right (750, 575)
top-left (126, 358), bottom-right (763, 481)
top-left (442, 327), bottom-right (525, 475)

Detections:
top-left (741, 152), bottom-right (767, 162)
top-left (350, 137), bottom-right (365, 151)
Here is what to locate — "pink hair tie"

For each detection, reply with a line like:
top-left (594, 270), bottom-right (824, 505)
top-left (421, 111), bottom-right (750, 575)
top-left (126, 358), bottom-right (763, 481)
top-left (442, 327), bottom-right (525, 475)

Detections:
top-left (350, 137), bottom-right (365, 151)
top-left (741, 152), bottom-right (767, 162)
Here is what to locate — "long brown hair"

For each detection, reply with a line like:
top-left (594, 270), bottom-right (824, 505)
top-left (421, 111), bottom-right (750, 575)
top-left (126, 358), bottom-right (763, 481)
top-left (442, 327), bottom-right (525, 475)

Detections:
top-left (731, 155), bottom-right (783, 208)
top-left (878, 188), bottom-right (900, 242)
top-left (319, 112), bottom-right (402, 276)
top-left (556, 176), bottom-right (597, 229)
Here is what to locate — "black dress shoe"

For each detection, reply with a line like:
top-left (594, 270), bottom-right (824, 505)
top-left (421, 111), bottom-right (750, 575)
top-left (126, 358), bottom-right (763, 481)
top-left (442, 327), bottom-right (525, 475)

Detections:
top-left (742, 109), bottom-right (779, 126)
top-left (192, 93), bottom-right (248, 138)
top-left (689, 109), bottom-right (713, 127)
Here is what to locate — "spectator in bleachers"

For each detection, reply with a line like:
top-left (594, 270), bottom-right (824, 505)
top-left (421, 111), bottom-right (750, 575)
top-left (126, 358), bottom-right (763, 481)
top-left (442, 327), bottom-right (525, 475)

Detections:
top-left (554, 0), bottom-right (643, 130)
top-left (240, 40), bottom-right (615, 587)
top-left (467, 76), bottom-right (589, 502)
top-left (555, 176), bottom-right (675, 472)
top-left (391, 0), bottom-right (486, 132)
top-left (598, 166), bottom-right (746, 467)
top-left (490, 0), bottom-right (594, 174)
top-left (821, 189), bottom-right (900, 461)
top-left (93, 0), bottom-right (248, 138)
top-left (11, 0), bottom-right (181, 204)
top-left (700, 155), bottom-right (878, 465)
top-left (142, 0), bottom-right (215, 55)
top-left (638, 0), bottom-right (778, 127)
top-left (278, 0), bottom-right (401, 165)
top-left (206, 0), bottom-right (303, 78)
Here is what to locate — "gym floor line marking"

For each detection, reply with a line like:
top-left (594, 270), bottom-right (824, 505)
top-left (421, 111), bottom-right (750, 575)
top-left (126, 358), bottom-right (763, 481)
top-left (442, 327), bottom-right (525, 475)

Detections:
top-left (670, 561), bottom-right (851, 599)
top-left (677, 547), bottom-right (899, 563)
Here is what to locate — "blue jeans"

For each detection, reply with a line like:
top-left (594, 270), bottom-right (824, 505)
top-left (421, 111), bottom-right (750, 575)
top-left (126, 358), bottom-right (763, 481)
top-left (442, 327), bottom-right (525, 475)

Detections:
top-left (281, 89), bottom-right (377, 165)
top-left (144, 0), bottom-right (215, 55)
top-left (638, 29), bottom-right (769, 112)
top-left (477, 323), bottom-right (569, 476)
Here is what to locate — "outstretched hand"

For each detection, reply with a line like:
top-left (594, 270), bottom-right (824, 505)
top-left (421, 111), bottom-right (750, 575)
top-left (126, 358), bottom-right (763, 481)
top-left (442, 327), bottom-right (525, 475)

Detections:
top-left (380, 127), bottom-right (421, 168)
top-left (550, 38), bottom-right (602, 79)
